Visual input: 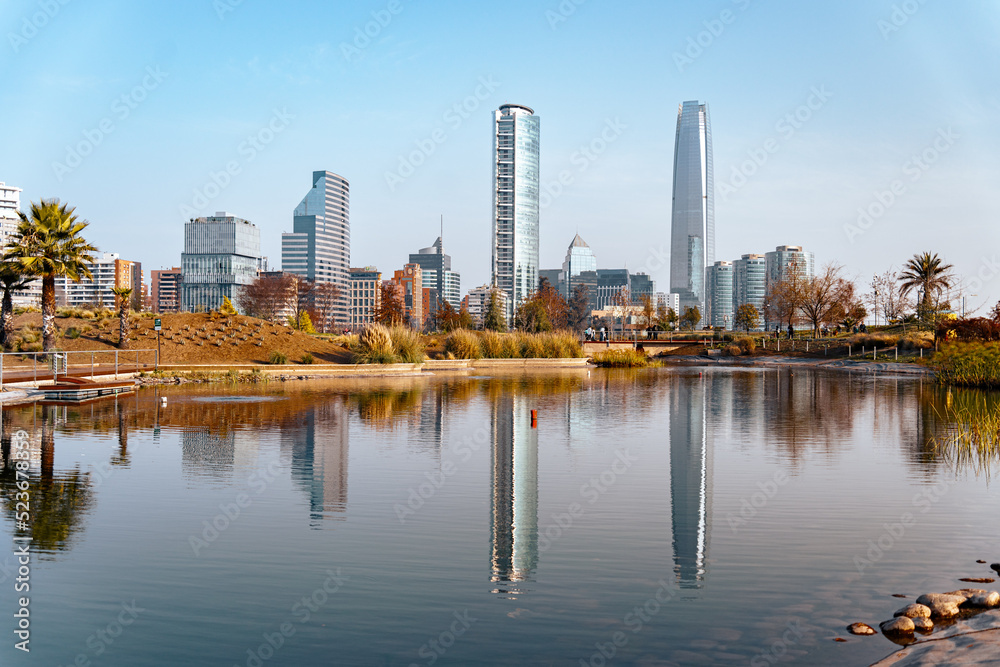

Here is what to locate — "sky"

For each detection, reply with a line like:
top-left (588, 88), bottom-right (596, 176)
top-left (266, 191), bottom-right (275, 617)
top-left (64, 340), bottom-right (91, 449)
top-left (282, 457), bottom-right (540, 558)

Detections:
top-left (2, 0), bottom-right (999, 313)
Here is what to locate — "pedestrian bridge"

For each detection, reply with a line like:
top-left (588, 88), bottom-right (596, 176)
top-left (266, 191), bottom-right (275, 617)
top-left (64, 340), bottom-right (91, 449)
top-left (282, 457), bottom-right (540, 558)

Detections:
top-left (581, 340), bottom-right (704, 357)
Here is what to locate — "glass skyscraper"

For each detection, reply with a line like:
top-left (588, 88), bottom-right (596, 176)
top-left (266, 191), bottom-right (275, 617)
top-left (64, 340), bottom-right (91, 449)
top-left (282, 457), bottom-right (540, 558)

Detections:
top-left (492, 104), bottom-right (540, 318)
top-left (733, 253), bottom-right (766, 329)
top-left (408, 237), bottom-right (461, 308)
top-left (181, 212), bottom-right (265, 312)
top-left (706, 260), bottom-right (734, 329)
top-left (669, 101), bottom-right (714, 324)
top-left (282, 171), bottom-right (351, 326)
top-left (560, 233), bottom-right (597, 298)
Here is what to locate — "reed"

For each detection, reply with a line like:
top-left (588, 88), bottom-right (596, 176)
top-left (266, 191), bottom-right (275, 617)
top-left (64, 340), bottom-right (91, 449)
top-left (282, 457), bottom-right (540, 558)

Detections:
top-left (934, 342), bottom-right (1000, 388)
top-left (591, 348), bottom-right (648, 367)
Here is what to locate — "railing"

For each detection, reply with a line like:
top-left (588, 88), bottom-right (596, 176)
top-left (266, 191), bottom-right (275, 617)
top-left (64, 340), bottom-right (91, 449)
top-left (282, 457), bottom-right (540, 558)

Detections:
top-left (0, 348), bottom-right (159, 389)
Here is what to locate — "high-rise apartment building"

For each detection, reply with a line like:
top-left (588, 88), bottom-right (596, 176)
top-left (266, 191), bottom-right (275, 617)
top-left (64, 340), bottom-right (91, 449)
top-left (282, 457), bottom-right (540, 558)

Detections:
top-left (463, 285), bottom-right (509, 327)
top-left (408, 237), bottom-right (461, 308)
top-left (733, 254), bottom-right (766, 329)
top-left (55, 253), bottom-right (142, 309)
top-left (561, 234), bottom-right (597, 299)
top-left (0, 181), bottom-right (21, 243)
top-left (764, 245), bottom-right (815, 329)
top-left (282, 171), bottom-right (351, 325)
top-left (492, 103), bottom-right (540, 319)
top-left (706, 261), bottom-right (734, 329)
top-left (181, 212), bottom-right (264, 313)
top-left (391, 263), bottom-right (423, 329)
top-left (350, 267), bottom-right (381, 330)
top-left (669, 101), bottom-right (714, 325)
top-left (151, 267), bottom-right (183, 313)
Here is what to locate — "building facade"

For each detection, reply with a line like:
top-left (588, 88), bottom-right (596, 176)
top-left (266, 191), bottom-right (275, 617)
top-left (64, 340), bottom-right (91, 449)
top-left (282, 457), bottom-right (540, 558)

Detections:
top-left (151, 267), bottom-right (182, 313)
top-left (0, 181), bottom-right (21, 244)
top-left (54, 253), bottom-right (142, 309)
top-left (764, 245), bottom-right (815, 329)
top-left (669, 100), bottom-right (714, 326)
top-left (492, 103), bottom-right (540, 319)
top-left (561, 234), bottom-right (597, 299)
top-left (463, 284), bottom-right (509, 327)
top-left (408, 236), bottom-right (461, 308)
top-left (181, 212), bottom-right (264, 313)
top-left (350, 267), bottom-right (381, 330)
top-left (733, 254), bottom-right (766, 329)
top-left (706, 261), bottom-right (734, 329)
top-left (391, 263), bottom-right (423, 328)
top-left (282, 171), bottom-right (351, 325)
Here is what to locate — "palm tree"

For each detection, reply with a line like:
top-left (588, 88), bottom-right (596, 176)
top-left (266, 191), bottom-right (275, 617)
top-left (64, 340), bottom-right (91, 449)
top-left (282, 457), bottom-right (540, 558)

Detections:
top-left (4, 200), bottom-right (97, 351)
top-left (898, 252), bottom-right (954, 321)
top-left (0, 263), bottom-right (37, 349)
top-left (111, 286), bottom-right (133, 350)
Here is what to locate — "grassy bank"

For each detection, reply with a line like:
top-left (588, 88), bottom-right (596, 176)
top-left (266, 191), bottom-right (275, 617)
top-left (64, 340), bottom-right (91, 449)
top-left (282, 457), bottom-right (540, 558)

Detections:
top-left (443, 330), bottom-right (583, 360)
top-left (934, 342), bottom-right (1000, 389)
top-left (591, 349), bottom-right (647, 367)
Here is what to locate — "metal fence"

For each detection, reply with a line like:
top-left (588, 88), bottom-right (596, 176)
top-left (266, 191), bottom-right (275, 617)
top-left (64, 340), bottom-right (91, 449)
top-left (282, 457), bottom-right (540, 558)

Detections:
top-left (0, 349), bottom-right (158, 389)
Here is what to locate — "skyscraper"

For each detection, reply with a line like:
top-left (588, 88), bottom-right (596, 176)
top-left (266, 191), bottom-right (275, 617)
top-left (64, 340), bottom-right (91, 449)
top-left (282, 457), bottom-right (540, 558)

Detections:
top-left (561, 234), bottom-right (597, 299)
top-left (733, 254), bottom-right (766, 329)
top-left (181, 212), bottom-right (264, 312)
top-left (282, 170), bottom-right (351, 326)
top-left (669, 101), bottom-right (714, 324)
top-left (492, 103), bottom-right (540, 318)
top-left (706, 261), bottom-right (734, 329)
top-left (408, 236), bottom-right (461, 308)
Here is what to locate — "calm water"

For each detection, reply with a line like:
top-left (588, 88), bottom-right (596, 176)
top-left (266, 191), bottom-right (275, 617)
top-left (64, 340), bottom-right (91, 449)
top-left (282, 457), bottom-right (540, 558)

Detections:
top-left (0, 368), bottom-right (997, 666)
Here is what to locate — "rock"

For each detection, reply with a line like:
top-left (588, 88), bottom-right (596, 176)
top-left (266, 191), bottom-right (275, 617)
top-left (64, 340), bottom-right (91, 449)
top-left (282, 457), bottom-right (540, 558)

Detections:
top-left (915, 593), bottom-right (965, 618)
top-left (891, 593), bottom-right (908, 598)
top-left (880, 617), bottom-right (915, 634)
top-left (960, 577), bottom-right (995, 583)
top-left (992, 563), bottom-right (1000, 574)
top-left (893, 603), bottom-right (931, 619)
top-left (967, 591), bottom-right (1000, 608)
top-left (977, 559), bottom-right (987, 564)
top-left (911, 616), bottom-right (934, 632)
top-left (847, 622), bottom-right (877, 635)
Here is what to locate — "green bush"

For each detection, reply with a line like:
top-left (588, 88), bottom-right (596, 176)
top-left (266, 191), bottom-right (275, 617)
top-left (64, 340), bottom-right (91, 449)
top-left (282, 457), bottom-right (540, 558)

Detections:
top-left (64, 327), bottom-right (81, 339)
top-left (445, 329), bottom-right (482, 359)
top-left (592, 349), bottom-right (648, 367)
top-left (268, 350), bottom-right (288, 365)
top-left (934, 342), bottom-right (1000, 388)
top-left (300, 353), bottom-right (315, 364)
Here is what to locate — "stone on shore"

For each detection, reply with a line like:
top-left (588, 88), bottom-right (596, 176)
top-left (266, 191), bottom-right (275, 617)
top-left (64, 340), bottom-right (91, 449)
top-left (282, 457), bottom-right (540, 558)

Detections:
top-left (880, 617), bottom-right (915, 634)
top-left (966, 591), bottom-right (1000, 607)
top-left (847, 622), bottom-right (877, 635)
top-left (893, 603), bottom-right (931, 619)
top-left (915, 593), bottom-right (964, 618)
top-left (911, 616), bottom-right (934, 632)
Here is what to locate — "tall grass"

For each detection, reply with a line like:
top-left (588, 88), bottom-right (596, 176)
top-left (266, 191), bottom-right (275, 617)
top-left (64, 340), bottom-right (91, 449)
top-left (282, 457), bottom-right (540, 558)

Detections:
top-left (443, 329), bottom-right (583, 360)
top-left (934, 342), bottom-right (1000, 388)
top-left (351, 324), bottom-right (426, 364)
top-left (445, 329), bottom-right (482, 359)
top-left (591, 349), bottom-right (648, 367)
top-left (388, 326), bottom-right (425, 363)
top-left (933, 393), bottom-right (1000, 476)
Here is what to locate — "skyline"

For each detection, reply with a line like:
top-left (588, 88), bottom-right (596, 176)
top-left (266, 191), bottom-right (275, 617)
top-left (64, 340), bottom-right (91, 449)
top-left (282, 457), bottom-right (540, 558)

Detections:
top-left (2, 1), bottom-right (999, 311)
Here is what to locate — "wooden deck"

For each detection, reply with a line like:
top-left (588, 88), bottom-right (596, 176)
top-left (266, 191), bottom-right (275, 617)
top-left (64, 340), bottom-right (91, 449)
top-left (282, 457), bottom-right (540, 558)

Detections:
top-left (35, 376), bottom-right (137, 403)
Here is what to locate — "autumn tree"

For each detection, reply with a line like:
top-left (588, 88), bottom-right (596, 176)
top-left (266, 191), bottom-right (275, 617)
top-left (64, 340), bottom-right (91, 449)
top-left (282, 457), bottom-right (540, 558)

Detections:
top-left (434, 300), bottom-right (462, 332)
top-left (798, 264), bottom-right (856, 337)
top-left (657, 305), bottom-right (678, 331)
top-left (764, 259), bottom-right (807, 331)
top-left (609, 285), bottom-right (632, 337)
top-left (639, 294), bottom-right (656, 330)
top-left (734, 303), bottom-right (760, 332)
top-left (535, 277), bottom-right (568, 329)
top-left (567, 284), bottom-right (590, 332)
top-left (514, 298), bottom-right (552, 333)
top-left (237, 273), bottom-right (294, 322)
top-left (372, 282), bottom-right (405, 327)
top-left (311, 282), bottom-right (340, 333)
top-left (680, 306), bottom-right (700, 331)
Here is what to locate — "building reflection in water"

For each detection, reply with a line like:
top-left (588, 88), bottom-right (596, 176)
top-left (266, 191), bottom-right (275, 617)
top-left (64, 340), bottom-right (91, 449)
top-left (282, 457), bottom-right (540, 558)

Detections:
top-left (281, 397), bottom-right (349, 527)
top-left (489, 394), bottom-right (538, 596)
top-left (669, 374), bottom-right (712, 589)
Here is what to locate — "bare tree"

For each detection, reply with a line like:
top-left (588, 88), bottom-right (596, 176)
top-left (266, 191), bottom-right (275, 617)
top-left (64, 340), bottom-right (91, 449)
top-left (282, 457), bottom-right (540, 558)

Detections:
top-left (610, 285), bottom-right (632, 337)
top-left (866, 269), bottom-right (910, 325)
top-left (237, 274), bottom-right (294, 322)
top-left (311, 282), bottom-right (340, 333)
top-left (798, 264), bottom-right (855, 336)
top-left (765, 258), bottom-right (806, 331)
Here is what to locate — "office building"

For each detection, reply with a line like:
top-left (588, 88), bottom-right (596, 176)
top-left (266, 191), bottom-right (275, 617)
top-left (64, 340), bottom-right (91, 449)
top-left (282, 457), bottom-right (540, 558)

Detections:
top-left (538, 269), bottom-right (562, 293)
top-left (669, 101), bottom-right (714, 326)
top-left (492, 103), bottom-right (540, 319)
top-left (181, 212), bottom-right (265, 313)
top-left (350, 267), bottom-right (381, 330)
top-left (282, 170), bottom-right (351, 325)
top-left (656, 291), bottom-right (681, 317)
top-left (733, 254), bottom-right (766, 329)
top-left (151, 267), bottom-right (182, 313)
top-left (390, 263), bottom-right (423, 328)
top-left (706, 261), bottom-right (734, 329)
top-left (408, 236), bottom-right (461, 308)
top-left (561, 234), bottom-right (597, 299)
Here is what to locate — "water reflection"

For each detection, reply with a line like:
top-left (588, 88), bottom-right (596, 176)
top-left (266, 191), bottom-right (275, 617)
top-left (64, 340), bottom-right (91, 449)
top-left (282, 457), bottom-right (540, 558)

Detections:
top-left (282, 398), bottom-right (349, 526)
top-left (490, 394), bottom-right (538, 596)
top-left (669, 373), bottom-right (712, 589)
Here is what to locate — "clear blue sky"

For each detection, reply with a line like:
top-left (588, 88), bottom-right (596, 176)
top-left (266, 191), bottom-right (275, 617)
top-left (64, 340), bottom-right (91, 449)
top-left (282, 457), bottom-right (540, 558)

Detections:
top-left (2, 0), bottom-right (998, 312)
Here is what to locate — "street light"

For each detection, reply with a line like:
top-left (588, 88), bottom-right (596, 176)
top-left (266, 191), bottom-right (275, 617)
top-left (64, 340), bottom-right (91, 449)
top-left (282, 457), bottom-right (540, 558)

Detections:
top-left (873, 289), bottom-right (879, 329)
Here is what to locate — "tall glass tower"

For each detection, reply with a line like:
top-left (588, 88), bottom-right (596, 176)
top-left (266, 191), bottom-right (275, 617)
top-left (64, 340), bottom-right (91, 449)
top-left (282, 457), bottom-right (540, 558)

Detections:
top-left (669, 101), bottom-right (714, 324)
top-left (560, 233), bottom-right (597, 298)
top-left (492, 104), bottom-right (540, 318)
top-left (282, 170), bottom-right (351, 326)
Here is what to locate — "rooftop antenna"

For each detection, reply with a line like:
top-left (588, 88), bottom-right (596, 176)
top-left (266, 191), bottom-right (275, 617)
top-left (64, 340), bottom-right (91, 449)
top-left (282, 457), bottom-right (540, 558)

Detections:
top-left (440, 214), bottom-right (443, 253)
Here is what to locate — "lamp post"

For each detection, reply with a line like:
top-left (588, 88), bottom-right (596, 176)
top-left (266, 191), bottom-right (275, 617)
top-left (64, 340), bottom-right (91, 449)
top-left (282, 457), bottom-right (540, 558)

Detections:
top-left (873, 289), bottom-right (879, 329)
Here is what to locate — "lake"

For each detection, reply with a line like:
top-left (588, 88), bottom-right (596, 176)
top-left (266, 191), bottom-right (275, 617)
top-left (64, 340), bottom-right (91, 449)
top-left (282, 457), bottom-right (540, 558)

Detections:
top-left (0, 367), bottom-right (996, 666)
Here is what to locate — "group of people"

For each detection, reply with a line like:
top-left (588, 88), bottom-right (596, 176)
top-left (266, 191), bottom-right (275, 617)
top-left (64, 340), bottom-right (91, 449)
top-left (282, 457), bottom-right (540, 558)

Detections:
top-left (583, 327), bottom-right (608, 342)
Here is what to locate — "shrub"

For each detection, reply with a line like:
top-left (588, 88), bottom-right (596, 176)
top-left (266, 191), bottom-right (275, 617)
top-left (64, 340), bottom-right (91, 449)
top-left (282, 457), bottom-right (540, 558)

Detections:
top-left (445, 329), bottom-right (482, 359)
top-left (519, 333), bottom-right (546, 359)
top-left (481, 331), bottom-right (515, 358)
top-left (300, 353), bottom-right (315, 364)
top-left (388, 326), bottom-right (425, 363)
top-left (934, 342), bottom-right (1000, 388)
top-left (735, 336), bottom-right (756, 354)
top-left (64, 327), bottom-right (81, 339)
top-left (726, 344), bottom-right (742, 357)
top-left (898, 332), bottom-right (934, 351)
top-left (592, 349), bottom-right (648, 367)
top-left (352, 324), bottom-right (397, 364)
top-left (268, 350), bottom-right (288, 365)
